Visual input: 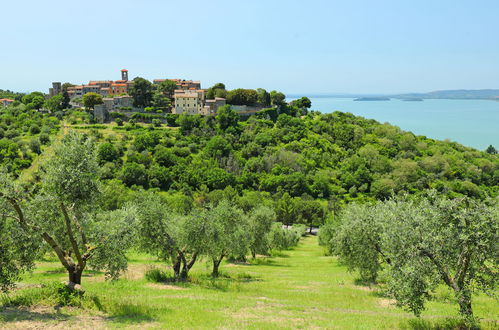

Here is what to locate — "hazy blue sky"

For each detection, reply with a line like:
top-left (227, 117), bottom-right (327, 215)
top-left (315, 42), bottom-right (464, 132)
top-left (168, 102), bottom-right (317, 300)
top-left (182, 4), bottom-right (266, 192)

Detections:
top-left (1, 0), bottom-right (498, 94)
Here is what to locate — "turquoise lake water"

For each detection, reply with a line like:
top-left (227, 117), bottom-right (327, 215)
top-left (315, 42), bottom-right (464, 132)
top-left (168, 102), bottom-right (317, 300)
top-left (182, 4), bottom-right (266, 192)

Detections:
top-left (305, 97), bottom-right (499, 150)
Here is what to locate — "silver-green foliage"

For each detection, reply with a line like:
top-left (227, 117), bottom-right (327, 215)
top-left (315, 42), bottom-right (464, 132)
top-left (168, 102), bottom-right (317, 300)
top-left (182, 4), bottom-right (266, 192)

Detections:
top-left (135, 192), bottom-right (204, 280)
top-left (247, 205), bottom-right (276, 258)
top-left (326, 192), bottom-right (498, 321)
top-left (321, 203), bottom-right (385, 283)
top-left (203, 200), bottom-right (250, 276)
top-left (0, 131), bottom-right (138, 287)
top-left (0, 211), bottom-right (39, 291)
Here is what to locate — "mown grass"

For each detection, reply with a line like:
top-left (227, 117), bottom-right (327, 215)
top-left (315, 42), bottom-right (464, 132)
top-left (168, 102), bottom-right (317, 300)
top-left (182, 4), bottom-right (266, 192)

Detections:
top-left (1, 236), bottom-right (497, 329)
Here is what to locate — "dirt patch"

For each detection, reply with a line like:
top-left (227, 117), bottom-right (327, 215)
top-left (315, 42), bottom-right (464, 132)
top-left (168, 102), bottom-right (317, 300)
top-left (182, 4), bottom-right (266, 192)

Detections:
top-left (378, 298), bottom-right (396, 308)
top-left (0, 306), bottom-right (107, 330)
top-left (348, 284), bottom-right (375, 292)
top-left (144, 283), bottom-right (186, 291)
top-left (123, 264), bottom-right (158, 281)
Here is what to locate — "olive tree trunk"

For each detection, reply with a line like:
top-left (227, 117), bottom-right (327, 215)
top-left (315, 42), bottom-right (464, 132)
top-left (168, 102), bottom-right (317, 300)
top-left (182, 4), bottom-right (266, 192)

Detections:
top-left (212, 256), bottom-right (224, 277)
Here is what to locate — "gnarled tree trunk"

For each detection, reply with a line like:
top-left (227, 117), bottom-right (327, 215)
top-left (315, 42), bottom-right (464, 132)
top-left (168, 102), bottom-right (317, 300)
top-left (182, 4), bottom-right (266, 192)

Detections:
top-left (212, 256), bottom-right (224, 277)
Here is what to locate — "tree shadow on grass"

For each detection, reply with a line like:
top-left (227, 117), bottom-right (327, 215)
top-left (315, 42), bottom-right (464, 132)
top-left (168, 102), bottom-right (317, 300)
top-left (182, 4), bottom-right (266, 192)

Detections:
top-left (106, 302), bottom-right (160, 324)
top-left (399, 317), bottom-right (473, 330)
top-left (0, 306), bottom-right (73, 323)
top-left (245, 258), bottom-right (290, 267)
top-left (270, 252), bottom-right (291, 258)
top-left (152, 272), bottom-right (262, 292)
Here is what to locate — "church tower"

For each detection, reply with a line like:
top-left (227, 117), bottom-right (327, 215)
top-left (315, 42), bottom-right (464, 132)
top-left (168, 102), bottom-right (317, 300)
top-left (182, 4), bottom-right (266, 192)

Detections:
top-left (121, 69), bottom-right (128, 81)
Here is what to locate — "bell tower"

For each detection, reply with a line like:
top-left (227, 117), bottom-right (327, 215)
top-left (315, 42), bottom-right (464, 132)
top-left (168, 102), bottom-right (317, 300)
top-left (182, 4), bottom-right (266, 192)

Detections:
top-left (121, 69), bottom-right (128, 81)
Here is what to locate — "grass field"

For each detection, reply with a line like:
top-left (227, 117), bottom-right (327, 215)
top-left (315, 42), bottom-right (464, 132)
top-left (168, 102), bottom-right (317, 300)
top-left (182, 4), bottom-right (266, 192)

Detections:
top-left (1, 236), bottom-right (497, 329)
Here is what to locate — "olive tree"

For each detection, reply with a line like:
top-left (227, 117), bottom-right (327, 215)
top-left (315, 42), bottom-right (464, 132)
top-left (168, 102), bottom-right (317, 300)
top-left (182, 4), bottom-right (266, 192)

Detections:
top-left (328, 192), bottom-right (498, 322)
top-left (136, 192), bottom-right (206, 280)
top-left (0, 206), bottom-right (40, 291)
top-left (0, 131), bottom-right (137, 288)
top-left (380, 195), bottom-right (498, 322)
top-left (247, 205), bottom-right (276, 259)
top-left (204, 200), bottom-right (250, 277)
top-left (326, 203), bottom-right (388, 283)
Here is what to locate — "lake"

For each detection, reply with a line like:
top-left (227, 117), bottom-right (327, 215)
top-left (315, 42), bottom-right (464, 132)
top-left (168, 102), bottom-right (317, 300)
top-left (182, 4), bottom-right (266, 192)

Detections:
top-left (303, 97), bottom-right (499, 151)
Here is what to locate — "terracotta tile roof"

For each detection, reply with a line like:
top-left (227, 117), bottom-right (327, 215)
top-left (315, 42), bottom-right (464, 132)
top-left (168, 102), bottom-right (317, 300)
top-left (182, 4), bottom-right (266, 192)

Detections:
top-left (0, 98), bottom-right (14, 102)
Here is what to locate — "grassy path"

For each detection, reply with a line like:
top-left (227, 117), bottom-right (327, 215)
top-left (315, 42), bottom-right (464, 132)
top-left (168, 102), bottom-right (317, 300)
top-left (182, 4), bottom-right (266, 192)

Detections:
top-left (2, 236), bottom-right (498, 329)
top-left (18, 123), bottom-right (70, 184)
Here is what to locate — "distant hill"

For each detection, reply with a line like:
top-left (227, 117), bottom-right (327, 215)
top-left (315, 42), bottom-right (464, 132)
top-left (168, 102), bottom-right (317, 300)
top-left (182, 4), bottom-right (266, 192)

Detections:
top-left (289, 89), bottom-right (499, 100)
top-left (394, 89), bottom-right (499, 100)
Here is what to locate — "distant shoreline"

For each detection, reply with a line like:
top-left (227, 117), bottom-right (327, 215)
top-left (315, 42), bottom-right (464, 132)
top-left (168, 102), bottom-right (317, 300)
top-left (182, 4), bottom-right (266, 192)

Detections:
top-left (288, 89), bottom-right (499, 100)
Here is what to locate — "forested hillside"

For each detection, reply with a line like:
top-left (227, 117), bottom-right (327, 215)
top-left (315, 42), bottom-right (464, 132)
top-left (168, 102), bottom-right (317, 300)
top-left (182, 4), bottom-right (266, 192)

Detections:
top-left (2, 103), bottom-right (498, 217)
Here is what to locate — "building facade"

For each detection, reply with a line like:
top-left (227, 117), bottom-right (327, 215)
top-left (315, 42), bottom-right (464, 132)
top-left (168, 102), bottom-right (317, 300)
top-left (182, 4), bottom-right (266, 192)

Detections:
top-left (0, 98), bottom-right (15, 107)
top-left (64, 69), bottom-right (133, 99)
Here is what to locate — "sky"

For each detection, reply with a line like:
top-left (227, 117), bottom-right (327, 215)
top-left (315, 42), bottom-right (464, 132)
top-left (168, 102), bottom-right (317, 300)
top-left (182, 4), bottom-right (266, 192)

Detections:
top-left (1, 0), bottom-right (498, 94)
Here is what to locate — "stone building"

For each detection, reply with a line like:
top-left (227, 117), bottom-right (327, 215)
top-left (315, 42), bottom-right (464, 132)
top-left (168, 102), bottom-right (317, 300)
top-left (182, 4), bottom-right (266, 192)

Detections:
top-left (0, 98), bottom-right (15, 107)
top-left (93, 95), bottom-right (134, 123)
top-left (48, 82), bottom-right (61, 97)
top-left (64, 69), bottom-right (133, 99)
top-left (173, 90), bottom-right (205, 115)
top-left (154, 79), bottom-right (201, 90)
top-left (202, 98), bottom-right (226, 116)
top-left (173, 89), bottom-right (227, 116)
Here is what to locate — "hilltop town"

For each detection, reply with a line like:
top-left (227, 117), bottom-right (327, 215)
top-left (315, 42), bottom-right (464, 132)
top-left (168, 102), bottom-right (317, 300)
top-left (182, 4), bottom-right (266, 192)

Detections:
top-left (45, 69), bottom-right (282, 123)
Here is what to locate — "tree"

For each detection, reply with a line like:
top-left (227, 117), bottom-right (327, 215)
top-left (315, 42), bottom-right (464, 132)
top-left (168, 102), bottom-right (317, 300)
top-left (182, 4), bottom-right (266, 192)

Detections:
top-left (0, 132), bottom-right (138, 288)
top-left (324, 202), bottom-right (386, 283)
top-left (216, 105), bottom-right (239, 131)
top-left (0, 201), bottom-right (40, 291)
top-left (275, 193), bottom-right (296, 227)
top-left (156, 80), bottom-right (177, 98)
top-left (97, 142), bottom-right (119, 164)
top-left (22, 92), bottom-right (45, 110)
top-left (205, 135), bottom-right (231, 159)
top-left (380, 195), bottom-right (498, 323)
top-left (29, 138), bottom-right (41, 154)
top-left (226, 89), bottom-right (258, 106)
top-left (295, 198), bottom-right (324, 233)
top-left (120, 162), bottom-right (148, 187)
top-left (328, 193), bottom-right (498, 323)
top-left (485, 144), bottom-right (497, 154)
top-left (178, 114), bottom-right (204, 135)
top-left (44, 94), bottom-right (64, 112)
top-left (270, 90), bottom-right (286, 106)
top-left (82, 92), bottom-right (103, 109)
top-left (154, 147), bottom-right (177, 167)
top-left (204, 200), bottom-right (249, 276)
top-left (61, 90), bottom-right (71, 109)
top-left (129, 77), bottom-right (154, 108)
top-left (290, 96), bottom-right (311, 110)
top-left (247, 205), bottom-right (276, 258)
top-left (257, 88), bottom-right (271, 107)
top-left (152, 92), bottom-right (171, 111)
top-left (206, 83), bottom-right (227, 100)
top-left (136, 192), bottom-right (205, 280)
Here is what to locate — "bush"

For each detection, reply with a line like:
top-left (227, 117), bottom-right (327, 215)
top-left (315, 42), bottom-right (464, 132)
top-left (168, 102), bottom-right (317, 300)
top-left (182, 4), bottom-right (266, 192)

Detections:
top-left (29, 124), bottom-right (41, 135)
top-left (39, 133), bottom-right (50, 145)
top-left (145, 268), bottom-right (170, 283)
top-left (268, 222), bottom-right (301, 251)
top-left (29, 138), bottom-right (41, 154)
top-left (0, 281), bottom-right (85, 308)
top-left (291, 224), bottom-right (307, 237)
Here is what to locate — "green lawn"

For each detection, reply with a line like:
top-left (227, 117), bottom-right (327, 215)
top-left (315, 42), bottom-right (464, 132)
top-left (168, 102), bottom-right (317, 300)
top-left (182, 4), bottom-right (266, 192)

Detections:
top-left (1, 236), bottom-right (497, 329)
